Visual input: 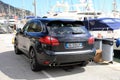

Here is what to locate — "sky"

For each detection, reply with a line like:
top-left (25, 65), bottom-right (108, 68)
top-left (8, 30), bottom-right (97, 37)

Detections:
top-left (1, 0), bottom-right (120, 17)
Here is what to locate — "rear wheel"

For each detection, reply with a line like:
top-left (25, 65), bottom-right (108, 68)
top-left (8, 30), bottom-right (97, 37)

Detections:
top-left (14, 40), bottom-right (22, 55)
top-left (29, 48), bottom-right (40, 71)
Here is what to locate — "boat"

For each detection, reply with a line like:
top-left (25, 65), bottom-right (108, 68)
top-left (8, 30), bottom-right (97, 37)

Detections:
top-left (83, 17), bottom-right (120, 50)
top-left (43, 0), bottom-right (120, 20)
top-left (43, 0), bottom-right (103, 20)
top-left (83, 18), bottom-right (120, 39)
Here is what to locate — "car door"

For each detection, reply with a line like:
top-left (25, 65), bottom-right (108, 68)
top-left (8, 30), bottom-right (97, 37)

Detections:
top-left (20, 21), bottom-right (34, 54)
top-left (17, 22), bottom-right (30, 52)
top-left (23, 20), bottom-right (43, 54)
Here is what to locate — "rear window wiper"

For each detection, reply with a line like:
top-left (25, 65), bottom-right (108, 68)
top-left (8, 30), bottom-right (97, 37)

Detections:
top-left (72, 32), bottom-right (85, 34)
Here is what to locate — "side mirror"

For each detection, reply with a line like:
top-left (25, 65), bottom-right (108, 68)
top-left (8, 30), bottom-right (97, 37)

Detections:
top-left (16, 28), bottom-right (22, 33)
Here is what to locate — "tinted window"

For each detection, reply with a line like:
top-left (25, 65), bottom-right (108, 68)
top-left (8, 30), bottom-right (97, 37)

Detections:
top-left (47, 21), bottom-right (86, 35)
top-left (32, 21), bottom-right (42, 32)
top-left (23, 23), bottom-right (29, 32)
top-left (25, 21), bottom-right (42, 32)
top-left (22, 22), bottom-right (34, 32)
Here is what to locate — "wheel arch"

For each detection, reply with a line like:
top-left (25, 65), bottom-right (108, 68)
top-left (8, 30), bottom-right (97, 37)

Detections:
top-left (29, 45), bottom-right (37, 56)
top-left (29, 46), bottom-right (34, 53)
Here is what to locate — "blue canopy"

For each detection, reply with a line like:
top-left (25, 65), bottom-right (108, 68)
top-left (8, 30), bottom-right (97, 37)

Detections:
top-left (83, 18), bottom-right (120, 30)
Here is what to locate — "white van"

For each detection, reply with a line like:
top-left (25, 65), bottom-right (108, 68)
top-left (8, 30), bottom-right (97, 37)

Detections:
top-left (9, 19), bottom-right (16, 26)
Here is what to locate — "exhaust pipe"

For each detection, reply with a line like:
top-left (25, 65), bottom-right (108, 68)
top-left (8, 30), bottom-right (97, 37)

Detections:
top-left (49, 62), bottom-right (56, 67)
top-left (53, 63), bottom-right (56, 66)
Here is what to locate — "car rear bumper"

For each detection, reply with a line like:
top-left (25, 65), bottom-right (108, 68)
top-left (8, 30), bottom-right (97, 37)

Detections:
top-left (53, 50), bottom-right (95, 55)
top-left (37, 49), bottom-right (96, 66)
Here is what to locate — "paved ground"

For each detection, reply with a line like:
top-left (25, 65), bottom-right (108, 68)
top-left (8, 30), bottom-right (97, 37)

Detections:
top-left (0, 34), bottom-right (120, 80)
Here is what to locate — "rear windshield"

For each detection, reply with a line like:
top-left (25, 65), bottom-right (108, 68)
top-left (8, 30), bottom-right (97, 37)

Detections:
top-left (47, 21), bottom-right (86, 36)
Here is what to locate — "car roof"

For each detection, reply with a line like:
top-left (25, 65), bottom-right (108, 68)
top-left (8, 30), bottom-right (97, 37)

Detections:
top-left (30, 18), bottom-right (82, 22)
top-left (28, 18), bottom-right (84, 25)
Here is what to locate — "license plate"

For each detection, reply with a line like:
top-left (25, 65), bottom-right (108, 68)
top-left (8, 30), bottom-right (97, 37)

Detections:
top-left (65, 43), bottom-right (83, 49)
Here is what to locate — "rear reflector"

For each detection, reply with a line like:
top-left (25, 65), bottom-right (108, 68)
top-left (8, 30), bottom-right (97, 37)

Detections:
top-left (88, 37), bottom-right (94, 44)
top-left (39, 36), bottom-right (59, 46)
top-left (43, 61), bottom-right (50, 65)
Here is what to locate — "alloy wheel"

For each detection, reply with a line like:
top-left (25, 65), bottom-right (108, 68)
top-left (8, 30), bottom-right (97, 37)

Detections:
top-left (29, 49), bottom-right (39, 71)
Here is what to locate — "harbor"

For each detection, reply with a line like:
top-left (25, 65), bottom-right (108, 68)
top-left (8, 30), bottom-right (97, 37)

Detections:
top-left (0, 0), bottom-right (120, 80)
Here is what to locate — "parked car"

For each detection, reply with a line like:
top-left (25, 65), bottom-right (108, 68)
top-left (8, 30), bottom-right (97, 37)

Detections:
top-left (14, 18), bottom-right (96, 71)
top-left (0, 23), bottom-right (12, 34)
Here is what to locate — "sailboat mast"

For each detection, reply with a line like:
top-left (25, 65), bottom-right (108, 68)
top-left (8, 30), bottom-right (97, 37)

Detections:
top-left (112, 0), bottom-right (119, 18)
top-left (33, 0), bottom-right (36, 17)
top-left (8, 3), bottom-right (10, 18)
top-left (22, 0), bottom-right (24, 18)
top-left (112, 0), bottom-right (117, 12)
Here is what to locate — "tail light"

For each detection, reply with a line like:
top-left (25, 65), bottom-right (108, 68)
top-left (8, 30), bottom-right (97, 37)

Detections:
top-left (88, 37), bottom-right (94, 44)
top-left (39, 36), bottom-right (59, 46)
top-left (43, 61), bottom-right (50, 65)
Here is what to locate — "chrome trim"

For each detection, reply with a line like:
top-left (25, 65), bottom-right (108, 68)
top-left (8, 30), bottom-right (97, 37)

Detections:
top-left (54, 50), bottom-right (93, 55)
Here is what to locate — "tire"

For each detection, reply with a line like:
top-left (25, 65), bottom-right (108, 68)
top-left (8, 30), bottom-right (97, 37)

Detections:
top-left (14, 40), bottom-right (22, 55)
top-left (29, 48), bottom-right (40, 71)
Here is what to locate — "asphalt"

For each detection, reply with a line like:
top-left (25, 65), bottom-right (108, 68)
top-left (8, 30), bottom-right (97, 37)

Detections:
top-left (0, 33), bottom-right (120, 80)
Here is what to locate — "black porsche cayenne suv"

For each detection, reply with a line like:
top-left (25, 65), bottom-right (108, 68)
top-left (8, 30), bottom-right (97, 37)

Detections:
top-left (14, 18), bottom-right (96, 71)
